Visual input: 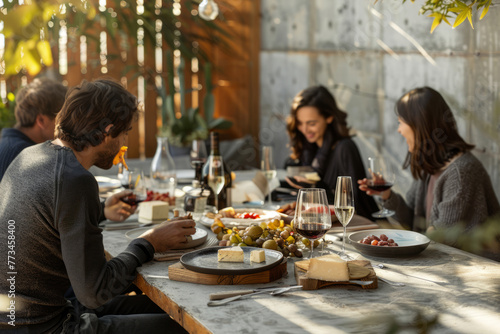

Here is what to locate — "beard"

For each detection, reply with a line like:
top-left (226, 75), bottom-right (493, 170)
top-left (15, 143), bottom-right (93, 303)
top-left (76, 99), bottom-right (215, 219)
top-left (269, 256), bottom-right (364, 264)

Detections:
top-left (94, 139), bottom-right (121, 169)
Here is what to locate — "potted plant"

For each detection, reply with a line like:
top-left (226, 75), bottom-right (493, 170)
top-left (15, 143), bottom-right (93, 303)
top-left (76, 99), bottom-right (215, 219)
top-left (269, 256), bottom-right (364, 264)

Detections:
top-left (158, 51), bottom-right (232, 152)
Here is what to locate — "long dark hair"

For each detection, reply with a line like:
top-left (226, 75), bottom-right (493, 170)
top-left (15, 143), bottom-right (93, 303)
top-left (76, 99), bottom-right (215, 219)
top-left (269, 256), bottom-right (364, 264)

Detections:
top-left (286, 85), bottom-right (350, 160)
top-left (396, 86), bottom-right (474, 180)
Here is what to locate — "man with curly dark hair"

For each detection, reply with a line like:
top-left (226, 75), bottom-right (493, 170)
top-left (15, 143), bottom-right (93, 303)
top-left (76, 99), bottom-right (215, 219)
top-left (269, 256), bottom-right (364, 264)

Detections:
top-left (0, 79), bottom-right (193, 333)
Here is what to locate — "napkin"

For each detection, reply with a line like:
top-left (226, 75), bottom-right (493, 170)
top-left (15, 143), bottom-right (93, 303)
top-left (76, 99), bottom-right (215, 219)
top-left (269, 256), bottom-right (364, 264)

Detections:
top-left (231, 171), bottom-right (280, 204)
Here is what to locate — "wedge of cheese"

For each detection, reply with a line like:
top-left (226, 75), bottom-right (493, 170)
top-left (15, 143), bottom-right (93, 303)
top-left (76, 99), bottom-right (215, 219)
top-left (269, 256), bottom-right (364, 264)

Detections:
top-left (139, 201), bottom-right (169, 221)
top-left (306, 254), bottom-right (349, 282)
top-left (218, 246), bottom-right (244, 262)
top-left (250, 249), bottom-right (266, 263)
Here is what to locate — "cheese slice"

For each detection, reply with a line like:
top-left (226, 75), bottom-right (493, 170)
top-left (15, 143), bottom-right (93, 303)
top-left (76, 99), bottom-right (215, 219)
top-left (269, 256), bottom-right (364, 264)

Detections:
top-left (218, 246), bottom-right (244, 262)
top-left (139, 201), bottom-right (170, 221)
top-left (250, 249), bottom-right (266, 263)
top-left (306, 254), bottom-right (349, 282)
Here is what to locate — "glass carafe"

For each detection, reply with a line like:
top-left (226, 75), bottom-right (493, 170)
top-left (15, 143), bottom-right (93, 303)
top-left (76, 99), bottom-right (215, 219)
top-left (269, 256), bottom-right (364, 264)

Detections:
top-left (150, 137), bottom-right (177, 197)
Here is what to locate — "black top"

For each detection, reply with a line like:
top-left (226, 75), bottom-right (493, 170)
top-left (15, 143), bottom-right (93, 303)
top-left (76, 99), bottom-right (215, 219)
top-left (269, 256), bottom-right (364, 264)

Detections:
top-left (0, 128), bottom-right (36, 182)
top-left (285, 137), bottom-right (379, 220)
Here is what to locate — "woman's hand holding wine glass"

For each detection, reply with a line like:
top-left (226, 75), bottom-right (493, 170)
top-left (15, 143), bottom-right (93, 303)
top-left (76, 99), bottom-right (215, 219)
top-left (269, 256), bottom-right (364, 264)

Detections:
top-left (358, 156), bottom-right (396, 218)
top-left (294, 188), bottom-right (332, 259)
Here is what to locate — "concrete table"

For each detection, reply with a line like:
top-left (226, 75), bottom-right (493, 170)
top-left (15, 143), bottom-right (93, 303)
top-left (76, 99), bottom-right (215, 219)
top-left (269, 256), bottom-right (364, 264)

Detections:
top-left (102, 226), bottom-right (500, 334)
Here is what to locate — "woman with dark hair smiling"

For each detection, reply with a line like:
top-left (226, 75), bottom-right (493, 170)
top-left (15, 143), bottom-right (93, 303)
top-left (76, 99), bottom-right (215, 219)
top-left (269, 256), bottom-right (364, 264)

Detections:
top-left (285, 85), bottom-right (378, 220)
top-left (359, 86), bottom-right (500, 234)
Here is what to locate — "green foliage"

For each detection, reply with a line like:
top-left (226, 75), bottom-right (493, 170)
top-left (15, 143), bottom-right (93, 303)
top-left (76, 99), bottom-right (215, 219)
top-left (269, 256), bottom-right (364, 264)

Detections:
top-left (401, 0), bottom-right (493, 33)
top-left (0, 93), bottom-right (16, 130)
top-left (0, 1), bottom-right (233, 78)
top-left (158, 51), bottom-right (232, 147)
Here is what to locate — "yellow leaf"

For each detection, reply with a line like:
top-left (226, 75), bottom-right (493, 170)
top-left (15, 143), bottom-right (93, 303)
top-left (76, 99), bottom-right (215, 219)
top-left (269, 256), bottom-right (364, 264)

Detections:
top-left (37, 40), bottom-right (53, 66)
top-left (1, 5), bottom-right (39, 37)
top-left (86, 5), bottom-right (97, 20)
top-left (42, 4), bottom-right (59, 22)
top-left (24, 50), bottom-right (42, 76)
top-left (429, 15), bottom-right (441, 34)
top-left (466, 9), bottom-right (474, 29)
top-left (442, 16), bottom-right (451, 26)
top-left (480, 0), bottom-right (491, 20)
top-left (453, 10), bottom-right (469, 28)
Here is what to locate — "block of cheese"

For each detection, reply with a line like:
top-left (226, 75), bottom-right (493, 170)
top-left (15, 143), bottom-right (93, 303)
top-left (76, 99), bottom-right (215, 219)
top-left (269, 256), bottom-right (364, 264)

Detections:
top-left (139, 201), bottom-right (169, 221)
top-left (306, 254), bottom-right (349, 282)
top-left (250, 249), bottom-right (266, 263)
top-left (218, 246), bottom-right (244, 262)
top-left (304, 172), bottom-right (321, 182)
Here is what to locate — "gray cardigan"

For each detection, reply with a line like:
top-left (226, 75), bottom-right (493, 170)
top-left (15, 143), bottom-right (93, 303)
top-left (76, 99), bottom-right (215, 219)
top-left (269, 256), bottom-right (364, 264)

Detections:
top-left (384, 152), bottom-right (500, 233)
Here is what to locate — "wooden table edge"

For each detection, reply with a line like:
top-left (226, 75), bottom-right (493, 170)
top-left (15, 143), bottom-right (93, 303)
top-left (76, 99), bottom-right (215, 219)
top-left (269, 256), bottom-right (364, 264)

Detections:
top-left (104, 250), bottom-right (212, 334)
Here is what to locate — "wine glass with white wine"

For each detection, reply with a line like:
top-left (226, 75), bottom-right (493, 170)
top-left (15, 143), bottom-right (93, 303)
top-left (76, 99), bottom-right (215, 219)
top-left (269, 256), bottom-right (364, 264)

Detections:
top-left (207, 155), bottom-right (225, 214)
top-left (334, 176), bottom-right (355, 260)
top-left (261, 146), bottom-right (278, 209)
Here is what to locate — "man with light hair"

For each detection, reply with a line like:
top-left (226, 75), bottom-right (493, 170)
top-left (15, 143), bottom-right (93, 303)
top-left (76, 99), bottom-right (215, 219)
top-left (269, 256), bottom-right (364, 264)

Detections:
top-left (0, 77), bottom-right (67, 181)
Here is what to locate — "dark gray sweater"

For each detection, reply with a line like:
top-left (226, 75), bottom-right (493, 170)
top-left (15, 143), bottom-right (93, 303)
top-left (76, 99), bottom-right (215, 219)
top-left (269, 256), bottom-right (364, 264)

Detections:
top-left (384, 152), bottom-right (500, 232)
top-left (0, 142), bottom-right (154, 328)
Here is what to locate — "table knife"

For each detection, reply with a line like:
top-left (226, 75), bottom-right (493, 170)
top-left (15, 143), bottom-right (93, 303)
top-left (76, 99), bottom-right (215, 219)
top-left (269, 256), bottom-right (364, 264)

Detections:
top-left (209, 285), bottom-right (303, 301)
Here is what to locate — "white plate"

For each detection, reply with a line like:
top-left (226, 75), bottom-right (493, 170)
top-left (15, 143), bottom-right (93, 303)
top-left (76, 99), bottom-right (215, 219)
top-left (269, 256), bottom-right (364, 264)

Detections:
top-left (95, 176), bottom-right (121, 192)
top-left (348, 229), bottom-right (431, 258)
top-left (125, 227), bottom-right (208, 250)
top-left (198, 209), bottom-right (281, 228)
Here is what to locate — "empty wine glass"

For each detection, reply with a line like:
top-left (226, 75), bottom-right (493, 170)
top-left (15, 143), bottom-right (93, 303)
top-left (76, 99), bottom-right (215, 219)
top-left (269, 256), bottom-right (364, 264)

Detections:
top-left (261, 146), bottom-right (278, 209)
top-left (120, 170), bottom-right (147, 206)
top-left (334, 176), bottom-right (355, 260)
top-left (207, 155), bottom-right (225, 213)
top-left (294, 188), bottom-right (332, 259)
top-left (190, 140), bottom-right (208, 183)
top-left (367, 156), bottom-right (396, 218)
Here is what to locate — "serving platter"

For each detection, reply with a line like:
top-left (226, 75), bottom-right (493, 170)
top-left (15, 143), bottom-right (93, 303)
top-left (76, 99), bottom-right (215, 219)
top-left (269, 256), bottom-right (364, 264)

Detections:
top-left (125, 227), bottom-right (208, 250)
top-left (180, 246), bottom-right (284, 275)
top-left (348, 229), bottom-right (430, 258)
top-left (198, 208), bottom-right (282, 228)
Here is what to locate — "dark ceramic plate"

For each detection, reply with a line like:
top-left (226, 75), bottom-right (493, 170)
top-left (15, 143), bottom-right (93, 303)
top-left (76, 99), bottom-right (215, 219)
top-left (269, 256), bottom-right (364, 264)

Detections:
top-left (180, 246), bottom-right (284, 275)
top-left (348, 229), bottom-right (430, 258)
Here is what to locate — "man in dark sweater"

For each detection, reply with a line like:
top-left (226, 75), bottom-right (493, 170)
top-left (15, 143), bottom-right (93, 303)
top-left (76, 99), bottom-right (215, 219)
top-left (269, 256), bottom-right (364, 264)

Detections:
top-left (0, 78), bottom-right (67, 182)
top-left (0, 79), bottom-right (195, 333)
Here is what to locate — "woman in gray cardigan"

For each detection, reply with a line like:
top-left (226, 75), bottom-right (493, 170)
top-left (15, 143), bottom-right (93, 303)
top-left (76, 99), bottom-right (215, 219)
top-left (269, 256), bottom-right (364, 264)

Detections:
top-left (359, 87), bottom-right (500, 236)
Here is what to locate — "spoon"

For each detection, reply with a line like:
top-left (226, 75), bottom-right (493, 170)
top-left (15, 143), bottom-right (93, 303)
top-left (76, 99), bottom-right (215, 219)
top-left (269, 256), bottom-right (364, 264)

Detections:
top-left (207, 287), bottom-right (296, 306)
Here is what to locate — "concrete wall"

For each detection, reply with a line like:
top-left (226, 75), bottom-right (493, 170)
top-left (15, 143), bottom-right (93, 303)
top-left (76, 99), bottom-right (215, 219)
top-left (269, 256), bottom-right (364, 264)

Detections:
top-left (259, 0), bottom-right (500, 198)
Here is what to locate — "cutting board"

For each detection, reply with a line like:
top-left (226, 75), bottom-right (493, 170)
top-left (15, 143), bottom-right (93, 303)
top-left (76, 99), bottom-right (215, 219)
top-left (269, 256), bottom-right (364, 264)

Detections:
top-left (169, 258), bottom-right (287, 285)
top-left (294, 260), bottom-right (378, 290)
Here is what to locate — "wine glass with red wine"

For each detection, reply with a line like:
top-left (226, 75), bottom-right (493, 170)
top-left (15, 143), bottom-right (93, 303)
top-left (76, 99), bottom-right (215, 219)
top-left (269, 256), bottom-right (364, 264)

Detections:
top-left (294, 188), bottom-right (332, 259)
top-left (120, 170), bottom-right (147, 206)
top-left (367, 156), bottom-right (396, 218)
